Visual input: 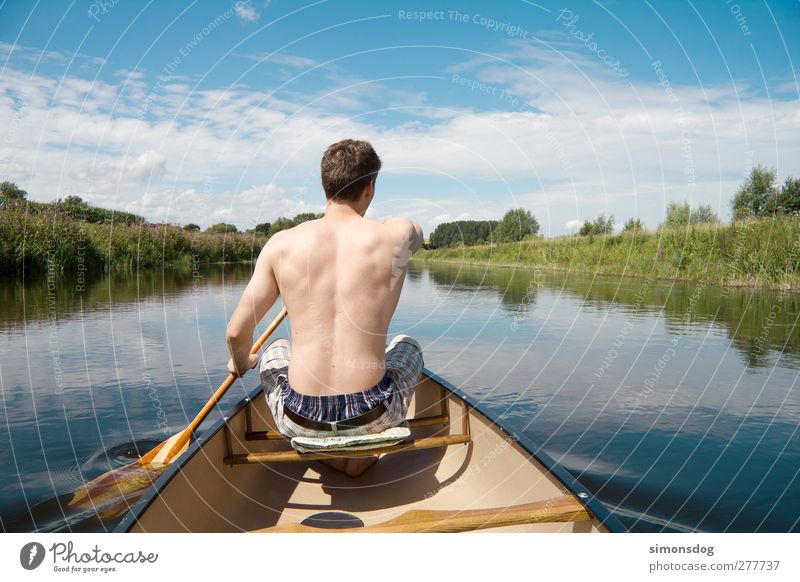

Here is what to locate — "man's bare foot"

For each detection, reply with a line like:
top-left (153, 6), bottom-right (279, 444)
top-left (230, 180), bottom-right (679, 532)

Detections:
top-left (344, 455), bottom-right (378, 477)
top-left (320, 458), bottom-right (347, 472)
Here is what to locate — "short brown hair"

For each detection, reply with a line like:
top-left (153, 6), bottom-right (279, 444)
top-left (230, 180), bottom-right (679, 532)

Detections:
top-left (320, 139), bottom-right (382, 202)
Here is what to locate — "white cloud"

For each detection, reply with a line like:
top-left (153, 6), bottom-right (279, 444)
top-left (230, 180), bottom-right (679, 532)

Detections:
top-left (234, 1), bottom-right (260, 23)
top-left (1, 40), bottom-right (798, 235)
top-left (565, 219), bottom-right (583, 231)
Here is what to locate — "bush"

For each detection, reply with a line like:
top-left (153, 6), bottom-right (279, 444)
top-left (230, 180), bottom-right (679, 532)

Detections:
top-left (732, 165), bottom-right (778, 218)
top-left (622, 218), bottom-right (644, 233)
top-left (496, 208), bottom-right (539, 242)
top-left (428, 220), bottom-right (499, 248)
top-left (580, 214), bottom-right (614, 236)
top-left (205, 223), bottom-right (239, 234)
top-left (0, 181), bottom-right (28, 203)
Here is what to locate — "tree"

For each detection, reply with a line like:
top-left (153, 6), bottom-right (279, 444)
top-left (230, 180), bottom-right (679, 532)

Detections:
top-left (495, 208), bottom-right (539, 242)
top-left (205, 223), bottom-right (238, 234)
top-left (63, 195), bottom-right (87, 206)
top-left (183, 223), bottom-right (201, 232)
top-left (622, 218), bottom-right (644, 233)
top-left (690, 204), bottom-right (718, 225)
top-left (579, 214), bottom-right (614, 236)
top-left (267, 217), bottom-right (295, 237)
top-left (0, 181), bottom-right (28, 203)
top-left (291, 212), bottom-right (322, 225)
top-left (772, 176), bottom-right (800, 215)
top-left (428, 220), bottom-right (499, 248)
top-left (731, 165), bottom-right (777, 218)
top-left (254, 222), bottom-right (271, 235)
top-left (664, 201), bottom-right (691, 228)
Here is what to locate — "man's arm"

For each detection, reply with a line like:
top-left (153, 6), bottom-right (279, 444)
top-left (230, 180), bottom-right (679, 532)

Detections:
top-left (225, 236), bottom-right (280, 376)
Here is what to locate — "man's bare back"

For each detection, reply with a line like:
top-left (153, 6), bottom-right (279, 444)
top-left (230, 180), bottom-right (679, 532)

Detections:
top-left (225, 139), bottom-right (422, 477)
top-left (225, 140), bottom-right (423, 398)
top-left (267, 207), bottom-right (422, 395)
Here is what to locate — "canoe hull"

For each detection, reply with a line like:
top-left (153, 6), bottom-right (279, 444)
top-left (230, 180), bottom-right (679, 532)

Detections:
top-left (115, 370), bottom-right (623, 533)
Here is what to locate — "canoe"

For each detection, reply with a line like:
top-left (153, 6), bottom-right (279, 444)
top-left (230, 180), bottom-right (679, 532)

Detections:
top-left (115, 369), bottom-right (624, 533)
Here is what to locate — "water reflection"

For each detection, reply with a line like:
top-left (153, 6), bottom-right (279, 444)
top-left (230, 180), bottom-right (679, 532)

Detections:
top-left (1, 260), bottom-right (798, 533)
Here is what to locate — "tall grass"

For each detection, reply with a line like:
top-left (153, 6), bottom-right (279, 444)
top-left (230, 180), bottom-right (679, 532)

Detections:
top-left (417, 217), bottom-right (800, 290)
top-left (0, 202), bottom-right (265, 272)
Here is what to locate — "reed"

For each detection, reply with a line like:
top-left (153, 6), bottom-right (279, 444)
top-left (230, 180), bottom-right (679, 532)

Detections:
top-left (417, 217), bottom-right (800, 290)
top-left (0, 202), bottom-right (265, 272)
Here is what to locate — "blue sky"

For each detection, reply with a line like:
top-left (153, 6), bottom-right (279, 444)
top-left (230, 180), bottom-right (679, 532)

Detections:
top-left (1, 0), bottom-right (798, 234)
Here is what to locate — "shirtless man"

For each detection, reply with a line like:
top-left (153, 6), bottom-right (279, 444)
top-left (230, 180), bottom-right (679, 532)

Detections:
top-left (225, 139), bottom-right (424, 477)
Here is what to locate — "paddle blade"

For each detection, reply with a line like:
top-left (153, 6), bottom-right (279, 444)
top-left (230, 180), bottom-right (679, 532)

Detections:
top-left (66, 432), bottom-right (188, 520)
top-left (67, 461), bottom-right (169, 518)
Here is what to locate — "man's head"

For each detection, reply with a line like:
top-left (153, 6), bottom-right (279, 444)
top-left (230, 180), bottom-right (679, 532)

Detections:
top-left (321, 139), bottom-right (381, 208)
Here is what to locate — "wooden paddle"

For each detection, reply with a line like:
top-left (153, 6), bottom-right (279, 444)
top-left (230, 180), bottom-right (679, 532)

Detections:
top-left (252, 494), bottom-right (590, 533)
top-left (67, 307), bottom-right (288, 514)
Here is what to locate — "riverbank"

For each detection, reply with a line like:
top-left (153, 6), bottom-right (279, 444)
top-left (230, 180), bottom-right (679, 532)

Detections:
top-left (416, 217), bottom-right (800, 290)
top-left (0, 202), bottom-right (264, 272)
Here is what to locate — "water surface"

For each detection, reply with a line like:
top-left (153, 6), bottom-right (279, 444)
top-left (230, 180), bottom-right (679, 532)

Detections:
top-left (1, 261), bottom-right (798, 532)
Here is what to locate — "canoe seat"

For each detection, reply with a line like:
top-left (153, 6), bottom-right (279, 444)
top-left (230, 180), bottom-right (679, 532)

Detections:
top-left (224, 434), bottom-right (471, 465)
top-left (250, 494), bottom-right (590, 532)
top-left (225, 385), bottom-right (472, 465)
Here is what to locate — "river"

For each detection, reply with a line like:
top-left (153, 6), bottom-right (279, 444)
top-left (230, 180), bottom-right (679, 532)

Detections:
top-left (1, 260), bottom-right (798, 532)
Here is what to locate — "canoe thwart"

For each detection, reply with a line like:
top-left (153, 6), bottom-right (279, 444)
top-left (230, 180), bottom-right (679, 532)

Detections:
top-left (251, 493), bottom-right (590, 533)
top-left (224, 434), bottom-right (472, 465)
top-left (244, 414), bottom-right (452, 441)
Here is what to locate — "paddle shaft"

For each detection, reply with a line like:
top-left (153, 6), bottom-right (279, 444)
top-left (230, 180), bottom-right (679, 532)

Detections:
top-left (162, 307), bottom-right (288, 460)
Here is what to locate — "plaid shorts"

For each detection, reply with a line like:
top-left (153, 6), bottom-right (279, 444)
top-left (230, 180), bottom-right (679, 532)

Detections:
top-left (259, 335), bottom-right (424, 439)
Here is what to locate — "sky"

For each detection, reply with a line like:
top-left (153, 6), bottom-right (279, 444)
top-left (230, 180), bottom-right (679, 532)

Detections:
top-left (0, 0), bottom-right (798, 235)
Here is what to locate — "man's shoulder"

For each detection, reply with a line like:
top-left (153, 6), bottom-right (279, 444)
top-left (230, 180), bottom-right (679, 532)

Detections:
top-left (377, 217), bottom-right (418, 237)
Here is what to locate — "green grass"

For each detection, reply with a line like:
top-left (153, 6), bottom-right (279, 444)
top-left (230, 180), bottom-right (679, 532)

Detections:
top-left (417, 217), bottom-right (800, 290)
top-left (0, 202), bottom-right (265, 272)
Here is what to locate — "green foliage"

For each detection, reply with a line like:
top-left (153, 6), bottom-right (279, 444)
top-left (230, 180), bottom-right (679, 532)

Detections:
top-left (183, 223), bottom-right (201, 232)
top-left (691, 204), bottom-right (718, 225)
top-left (428, 220), bottom-right (499, 248)
top-left (291, 212), bottom-right (323, 224)
top-left (63, 195), bottom-right (87, 207)
top-left (770, 176), bottom-right (800, 215)
top-left (50, 197), bottom-right (144, 225)
top-left (0, 181), bottom-right (28, 203)
top-left (416, 216), bottom-right (800, 290)
top-left (267, 216), bottom-right (296, 237)
top-left (254, 222), bottom-right (271, 235)
top-left (266, 212), bottom-right (323, 237)
top-left (663, 201), bottom-right (717, 228)
top-left (205, 223), bottom-right (239, 234)
top-left (495, 208), bottom-right (539, 242)
top-left (580, 214), bottom-right (614, 236)
top-left (622, 218), bottom-right (644, 233)
top-left (732, 165), bottom-right (778, 218)
top-left (664, 201), bottom-right (692, 228)
top-left (0, 204), bottom-right (263, 272)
